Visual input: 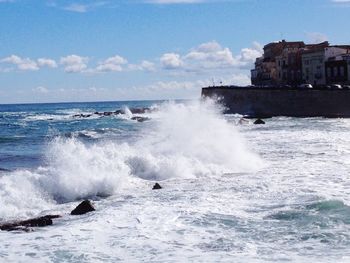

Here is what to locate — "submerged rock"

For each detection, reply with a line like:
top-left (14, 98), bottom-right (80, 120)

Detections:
top-left (152, 183), bottom-right (162, 190)
top-left (254, 119), bottom-right (265, 125)
top-left (0, 215), bottom-right (61, 232)
top-left (131, 116), bottom-right (150, 122)
top-left (71, 200), bottom-right (95, 215)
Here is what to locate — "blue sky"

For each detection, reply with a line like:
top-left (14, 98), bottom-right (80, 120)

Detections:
top-left (0, 0), bottom-right (349, 103)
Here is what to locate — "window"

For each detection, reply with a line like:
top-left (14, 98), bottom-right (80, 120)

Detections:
top-left (340, 66), bottom-right (345, 77)
top-left (334, 67), bottom-right (338, 77)
top-left (327, 67), bottom-right (331, 77)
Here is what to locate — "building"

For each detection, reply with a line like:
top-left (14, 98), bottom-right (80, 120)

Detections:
top-left (301, 44), bottom-right (349, 86)
top-left (275, 44), bottom-right (305, 85)
top-left (251, 40), bottom-right (350, 87)
top-left (251, 40), bottom-right (305, 86)
top-left (325, 54), bottom-right (350, 85)
top-left (251, 57), bottom-right (277, 85)
top-left (301, 50), bottom-right (326, 86)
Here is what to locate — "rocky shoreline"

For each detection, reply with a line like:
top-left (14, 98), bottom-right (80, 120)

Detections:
top-left (0, 183), bottom-right (163, 233)
top-left (72, 107), bottom-right (152, 122)
top-left (0, 200), bottom-right (95, 232)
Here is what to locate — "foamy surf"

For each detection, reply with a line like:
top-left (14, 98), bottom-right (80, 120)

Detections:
top-left (0, 100), bottom-right (263, 220)
top-left (2, 100), bottom-right (350, 262)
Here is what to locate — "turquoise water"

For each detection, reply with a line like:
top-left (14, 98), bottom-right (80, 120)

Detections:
top-left (0, 100), bottom-right (350, 262)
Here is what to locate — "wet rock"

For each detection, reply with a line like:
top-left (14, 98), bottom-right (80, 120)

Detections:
top-left (131, 116), bottom-right (150, 122)
top-left (71, 200), bottom-right (95, 215)
top-left (254, 119), bottom-right (265, 125)
top-left (130, 107), bottom-right (150, 114)
top-left (0, 215), bottom-right (61, 232)
top-left (152, 183), bottom-right (162, 190)
top-left (73, 114), bottom-right (92, 118)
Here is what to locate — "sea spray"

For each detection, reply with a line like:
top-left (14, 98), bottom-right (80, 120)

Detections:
top-left (0, 170), bottom-right (54, 220)
top-left (136, 100), bottom-right (264, 176)
top-left (41, 138), bottom-right (130, 201)
top-left (0, 100), bottom-right (263, 219)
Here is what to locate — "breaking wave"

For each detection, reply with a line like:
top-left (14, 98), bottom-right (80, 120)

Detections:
top-left (0, 100), bottom-right (263, 219)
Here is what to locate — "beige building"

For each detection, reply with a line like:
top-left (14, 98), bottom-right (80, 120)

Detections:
top-left (251, 40), bottom-right (304, 86)
top-left (301, 50), bottom-right (325, 85)
top-left (275, 46), bottom-right (303, 85)
top-left (302, 46), bottom-right (350, 85)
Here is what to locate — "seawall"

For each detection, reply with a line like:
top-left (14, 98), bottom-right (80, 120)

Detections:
top-left (202, 86), bottom-right (350, 118)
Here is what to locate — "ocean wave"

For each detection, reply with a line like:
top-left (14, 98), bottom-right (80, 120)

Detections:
top-left (0, 100), bottom-right (263, 219)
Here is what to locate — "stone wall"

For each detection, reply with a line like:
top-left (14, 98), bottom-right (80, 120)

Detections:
top-left (202, 87), bottom-right (350, 117)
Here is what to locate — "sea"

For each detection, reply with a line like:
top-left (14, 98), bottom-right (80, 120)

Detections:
top-left (0, 99), bottom-right (350, 262)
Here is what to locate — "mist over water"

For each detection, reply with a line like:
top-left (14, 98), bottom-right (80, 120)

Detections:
top-left (0, 100), bottom-right (350, 262)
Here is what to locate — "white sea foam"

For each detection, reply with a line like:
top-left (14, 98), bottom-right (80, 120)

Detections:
top-left (0, 170), bottom-right (54, 220)
top-left (23, 114), bottom-right (70, 122)
top-left (2, 102), bottom-right (350, 262)
top-left (0, 100), bottom-right (262, 219)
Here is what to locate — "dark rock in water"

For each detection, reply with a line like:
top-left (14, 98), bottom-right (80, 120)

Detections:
top-left (254, 119), bottom-right (265, 125)
top-left (77, 107), bottom-right (152, 118)
top-left (130, 107), bottom-right (150, 114)
top-left (152, 183), bottom-right (162, 190)
top-left (73, 113), bottom-right (92, 118)
top-left (71, 200), bottom-right (95, 215)
top-left (131, 116), bottom-right (150, 122)
top-left (0, 215), bottom-right (61, 232)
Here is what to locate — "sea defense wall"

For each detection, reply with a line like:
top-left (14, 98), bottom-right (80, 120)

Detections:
top-left (202, 87), bottom-right (350, 117)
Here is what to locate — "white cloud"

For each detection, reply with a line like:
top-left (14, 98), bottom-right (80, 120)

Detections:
top-left (184, 41), bottom-right (236, 69)
top-left (1, 55), bottom-right (39, 71)
top-left (95, 55), bottom-right (128, 72)
top-left (124, 73), bottom-right (250, 100)
top-left (128, 60), bottom-right (156, 72)
top-left (63, 3), bottom-right (89, 12)
top-left (235, 41), bottom-right (263, 66)
top-left (37, 58), bottom-right (57, 68)
top-left (160, 53), bottom-right (184, 69)
top-left (160, 41), bottom-right (262, 72)
top-left (305, 32), bottom-right (329, 43)
top-left (32, 86), bottom-right (49, 94)
top-left (60, 55), bottom-right (88, 73)
top-left (62, 1), bottom-right (109, 13)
